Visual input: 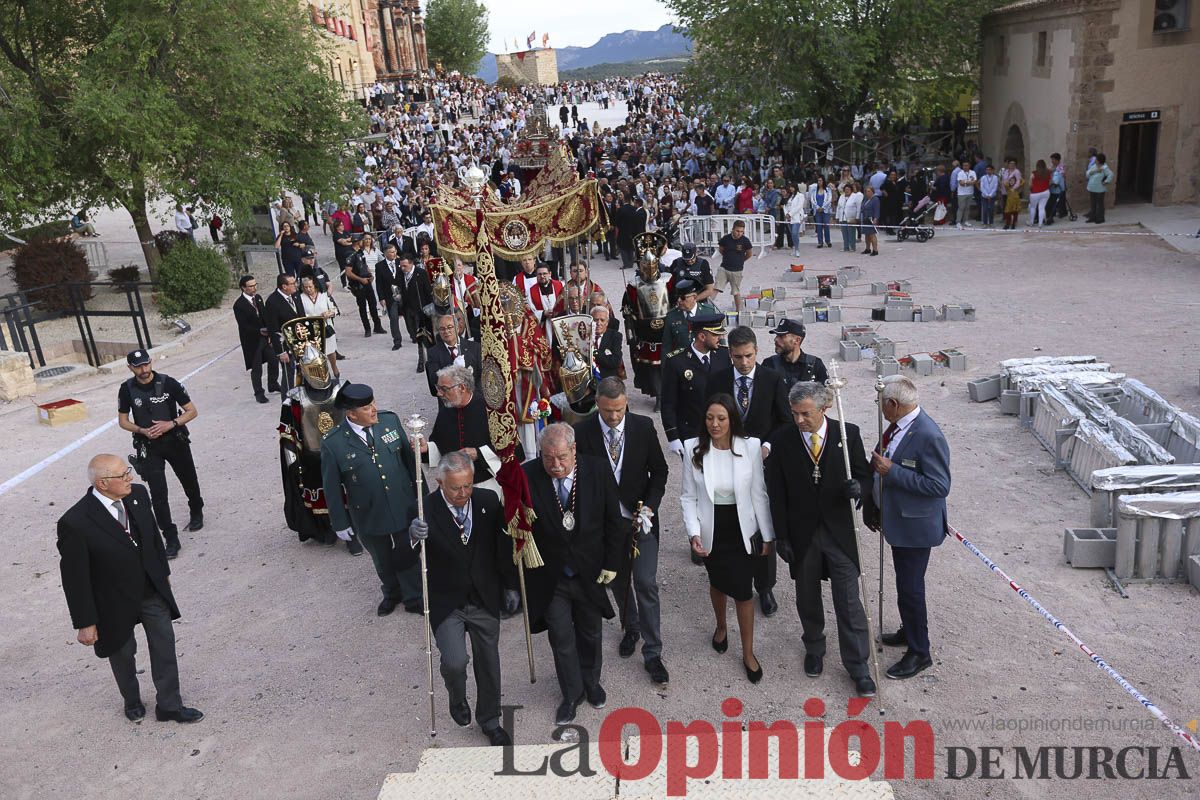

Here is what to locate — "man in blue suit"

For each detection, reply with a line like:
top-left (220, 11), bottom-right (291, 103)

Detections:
top-left (867, 375), bottom-right (950, 681)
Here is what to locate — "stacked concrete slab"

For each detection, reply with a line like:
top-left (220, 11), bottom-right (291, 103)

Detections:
top-left (1113, 492), bottom-right (1200, 585)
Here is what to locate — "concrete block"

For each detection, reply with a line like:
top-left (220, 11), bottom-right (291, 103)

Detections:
top-left (873, 337), bottom-right (896, 358)
top-left (909, 353), bottom-right (935, 376)
top-left (1063, 527), bottom-right (1117, 568)
top-left (840, 340), bottom-right (861, 362)
top-left (871, 281), bottom-right (888, 295)
top-left (968, 374), bottom-right (1002, 402)
top-left (780, 271), bottom-right (805, 282)
top-left (736, 311), bottom-right (752, 328)
top-left (1189, 554), bottom-right (1200, 591)
top-left (943, 304), bottom-right (965, 321)
top-left (916, 304), bottom-right (938, 322)
top-left (838, 265), bottom-right (862, 281)
top-left (962, 303), bottom-right (977, 322)
top-left (0, 351), bottom-right (37, 402)
top-left (810, 305), bottom-right (836, 323)
top-left (774, 287), bottom-right (787, 300)
top-left (758, 298), bottom-right (775, 311)
top-left (1115, 513), bottom-right (1138, 580)
top-left (883, 305), bottom-right (913, 322)
top-left (875, 357), bottom-right (901, 377)
top-left (819, 283), bottom-right (844, 299)
top-left (999, 389), bottom-right (1023, 415)
top-left (800, 307), bottom-right (816, 324)
top-left (841, 325), bottom-right (875, 344)
top-left (827, 305), bottom-right (843, 322)
top-left (940, 349), bottom-right (968, 371)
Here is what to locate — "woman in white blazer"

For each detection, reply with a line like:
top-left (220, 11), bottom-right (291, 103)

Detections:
top-left (680, 394), bottom-right (775, 683)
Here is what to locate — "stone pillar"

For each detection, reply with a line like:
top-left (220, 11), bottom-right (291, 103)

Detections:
top-left (0, 351), bottom-right (37, 402)
top-left (394, 8), bottom-right (415, 76)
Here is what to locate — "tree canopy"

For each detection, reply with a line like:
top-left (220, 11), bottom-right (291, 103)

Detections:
top-left (664, 0), bottom-right (1000, 131)
top-left (0, 0), bottom-right (361, 272)
top-left (425, 0), bottom-right (490, 75)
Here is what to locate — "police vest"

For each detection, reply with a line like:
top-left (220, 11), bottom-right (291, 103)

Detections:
top-left (125, 375), bottom-right (177, 429)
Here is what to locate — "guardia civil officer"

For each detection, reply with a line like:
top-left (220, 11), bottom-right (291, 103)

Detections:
top-left (117, 350), bottom-right (204, 559)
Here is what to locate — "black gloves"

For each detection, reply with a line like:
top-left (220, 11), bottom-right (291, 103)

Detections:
top-left (843, 479), bottom-right (862, 501)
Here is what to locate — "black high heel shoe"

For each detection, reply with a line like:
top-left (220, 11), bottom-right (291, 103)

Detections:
top-left (743, 656), bottom-right (763, 684)
top-left (711, 630), bottom-right (728, 654)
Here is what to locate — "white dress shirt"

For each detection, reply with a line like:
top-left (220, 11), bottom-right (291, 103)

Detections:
top-left (883, 406), bottom-right (922, 458)
top-left (598, 417), bottom-right (632, 518)
top-left (91, 487), bottom-right (123, 522)
top-left (347, 419), bottom-right (373, 446)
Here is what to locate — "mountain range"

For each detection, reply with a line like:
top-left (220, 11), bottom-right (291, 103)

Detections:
top-left (475, 24), bottom-right (691, 83)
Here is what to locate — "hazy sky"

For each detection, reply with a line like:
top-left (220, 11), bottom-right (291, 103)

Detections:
top-left (480, 0), bottom-right (676, 53)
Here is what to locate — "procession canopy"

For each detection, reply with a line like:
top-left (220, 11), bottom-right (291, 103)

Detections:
top-left (430, 146), bottom-right (601, 260)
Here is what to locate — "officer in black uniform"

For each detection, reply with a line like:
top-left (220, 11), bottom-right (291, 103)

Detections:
top-left (117, 350), bottom-right (204, 558)
top-left (659, 311), bottom-right (732, 459)
top-left (667, 243), bottom-right (716, 305)
top-left (762, 318), bottom-right (828, 390)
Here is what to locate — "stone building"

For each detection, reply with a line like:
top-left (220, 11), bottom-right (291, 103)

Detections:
top-left (304, 1), bottom-right (378, 97)
top-left (495, 48), bottom-right (559, 86)
top-left (979, 0), bottom-right (1200, 207)
top-left (364, 0), bottom-right (429, 80)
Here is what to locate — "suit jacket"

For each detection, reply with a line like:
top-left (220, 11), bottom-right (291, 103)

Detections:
top-left (765, 421), bottom-right (875, 573)
top-left (592, 329), bottom-right (624, 380)
top-left (420, 488), bottom-right (513, 631)
top-left (397, 267), bottom-right (432, 316)
top-left (679, 436), bottom-right (774, 553)
top-left (708, 364), bottom-right (790, 441)
top-left (660, 346), bottom-right (733, 443)
top-left (375, 258), bottom-right (403, 305)
top-left (573, 412), bottom-right (668, 535)
top-left (320, 411), bottom-right (420, 544)
top-left (56, 485), bottom-right (180, 659)
top-left (263, 290), bottom-right (305, 356)
top-left (233, 294), bottom-right (270, 370)
top-left (875, 410), bottom-right (950, 549)
top-left (424, 338), bottom-right (483, 396)
top-left (522, 456), bottom-right (626, 632)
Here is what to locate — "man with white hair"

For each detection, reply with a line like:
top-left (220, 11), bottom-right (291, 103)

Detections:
top-left (867, 375), bottom-right (950, 681)
top-left (422, 364), bottom-right (503, 502)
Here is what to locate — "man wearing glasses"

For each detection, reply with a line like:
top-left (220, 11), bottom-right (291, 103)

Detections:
top-left (263, 272), bottom-right (306, 394)
top-left (422, 365), bottom-right (506, 505)
top-left (233, 274), bottom-right (279, 403)
top-left (56, 454), bottom-right (204, 724)
top-left (424, 313), bottom-right (481, 397)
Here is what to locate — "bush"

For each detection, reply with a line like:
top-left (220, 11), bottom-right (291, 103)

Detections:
top-left (156, 243), bottom-right (231, 318)
top-left (0, 220), bottom-right (71, 253)
top-left (107, 265), bottom-right (141, 284)
top-left (154, 230), bottom-right (191, 259)
top-left (8, 237), bottom-right (92, 312)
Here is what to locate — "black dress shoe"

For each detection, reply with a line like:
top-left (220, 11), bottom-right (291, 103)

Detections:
top-left (881, 628), bottom-right (907, 647)
top-left (124, 701), bottom-right (146, 722)
top-left (743, 657), bottom-right (763, 684)
top-left (255, 394), bottom-right (269, 404)
top-left (373, 325), bottom-right (386, 334)
top-left (164, 537), bottom-right (181, 559)
top-left (554, 693), bottom-right (583, 725)
top-left (267, 384), bottom-right (281, 393)
top-left (335, 352), bottom-right (348, 360)
top-left (804, 653), bottom-right (824, 677)
top-left (416, 362), bottom-right (425, 373)
top-left (855, 676), bottom-right (877, 697)
top-left (618, 630), bottom-right (640, 658)
top-left (485, 726), bottom-right (513, 746)
top-left (711, 630), bottom-right (728, 654)
top-left (403, 600), bottom-right (422, 614)
top-left (186, 513), bottom-right (204, 532)
top-left (758, 590), bottom-right (778, 617)
top-left (377, 597), bottom-right (399, 616)
top-left (449, 700), bottom-right (472, 727)
top-left (346, 536), bottom-right (364, 556)
top-left (645, 657), bottom-right (670, 685)
top-left (155, 705), bottom-right (204, 723)
top-left (585, 684), bottom-right (607, 709)
top-left (886, 651), bottom-right (933, 680)
top-left (391, 343), bottom-right (401, 351)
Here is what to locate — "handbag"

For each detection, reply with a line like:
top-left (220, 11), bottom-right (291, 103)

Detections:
top-left (749, 531), bottom-right (765, 557)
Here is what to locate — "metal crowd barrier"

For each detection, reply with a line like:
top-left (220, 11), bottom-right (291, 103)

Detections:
top-left (679, 214), bottom-right (776, 259)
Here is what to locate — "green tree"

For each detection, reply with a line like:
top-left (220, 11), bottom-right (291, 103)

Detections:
top-left (0, 0), bottom-right (361, 276)
top-left (425, 0), bottom-right (489, 75)
top-left (665, 0), bottom-right (1000, 132)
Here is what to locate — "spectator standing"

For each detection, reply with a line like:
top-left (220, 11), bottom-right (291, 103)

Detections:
top-left (784, 186), bottom-right (807, 257)
top-left (1047, 153), bottom-right (1066, 224)
top-left (955, 163), bottom-right (977, 229)
top-left (836, 184), bottom-right (862, 252)
top-left (173, 203), bottom-right (194, 240)
top-left (978, 165), bottom-right (999, 228)
top-left (717, 220), bottom-right (753, 312)
top-left (861, 186), bottom-right (881, 257)
top-left (1027, 159), bottom-right (1051, 227)
top-left (810, 177), bottom-right (832, 248)
top-left (1085, 154), bottom-right (1113, 224)
top-left (1000, 159), bottom-right (1023, 230)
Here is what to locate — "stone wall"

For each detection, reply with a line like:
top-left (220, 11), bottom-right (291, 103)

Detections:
top-left (495, 49), bottom-right (558, 86)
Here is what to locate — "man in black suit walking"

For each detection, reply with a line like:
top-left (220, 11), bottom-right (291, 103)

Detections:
top-left (233, 274), bottom-right (279, 403)
top-left (424, 313), bottom-right (482, 397)
top-left (522, 424), bottom-right (626, 725)
top-left (591, 306), bottom-right (624, 381)
top-left (574, 378), bottom-right (669, 685)
top-left (407, 451), bottom-right (514, 746)
top-left (56, 454), bottom-right (204, 723)
top-left (708, 326), bottom-right (790, 616)
top-left (374, 243), bottom-right (406, 351)
top-left (396, 255), bottom-right (433, 372)
top-left (765, 382), bottom-right (878, 698)
top-left (262, 273), bottom-right (305, 396)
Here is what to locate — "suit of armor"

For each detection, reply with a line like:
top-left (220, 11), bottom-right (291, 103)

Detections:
top-left (621, 232), bottom-right (672, 399)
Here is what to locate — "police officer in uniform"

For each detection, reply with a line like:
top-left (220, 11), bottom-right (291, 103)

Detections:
top-left (320, 383), bottom-right (422, 616)
top-left (762, 318), bottom-right (829, 390)
top-left (660, 312), bottom-right (732, 459)
top-left (667, 243), bottom-right (716, 305)
top-left (660, 280), bottom-right (719, 360)
top-left (117, 350), bottom-right (204, 559)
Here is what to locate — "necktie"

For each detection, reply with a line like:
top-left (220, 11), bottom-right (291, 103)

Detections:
top-left (114, 500), bottom-right (136, 547)
top-left (364, 427), bottom-right (375, 450)
top-left (449, 346), bottom-right (457, 359)
top-left (880, 422), bottom-right (900, 453)
top-left (809, 432), bottom-right (823, 460)
top-left (737, 376), bottom-right (751, 415)
top-left (607, 427), bottom-right (623, 465)
top-left (557, 478), bottom-right (569, 507)
top-left (700, 354), bottom-right (710, 369)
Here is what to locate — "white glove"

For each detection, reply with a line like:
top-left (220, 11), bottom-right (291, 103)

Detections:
top-left (668, 440), bottom-right (686, 458)
top-left (635, 506), bottom-right (655, 534)
top-left (335, 528), bottom-right (353, 542)
top-left (409, 518), bottom-right (429, 541)
top-left (596, 569), bottom-right (617, 585)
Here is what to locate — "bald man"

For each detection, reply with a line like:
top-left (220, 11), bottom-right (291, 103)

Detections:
top-left (56, 454), bottom-right (203, 723)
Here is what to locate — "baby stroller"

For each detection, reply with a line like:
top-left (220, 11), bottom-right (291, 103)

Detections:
top-left (896, 194), bottom-right (936, 242)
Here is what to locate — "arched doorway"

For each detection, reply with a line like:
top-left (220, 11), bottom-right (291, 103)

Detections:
top-left (1003, 124), bottom-right (1026, 173)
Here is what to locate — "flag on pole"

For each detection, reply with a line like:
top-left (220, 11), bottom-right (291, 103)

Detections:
top-left (527, 31), bottom-right (536, 49)
top-left (542, 32), bottom-right (549, 48)
top-left (514, 36), bottom-right (520, 51)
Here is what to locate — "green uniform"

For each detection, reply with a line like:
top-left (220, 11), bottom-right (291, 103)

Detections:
top-left (661, 300), bottom-right (719, 360)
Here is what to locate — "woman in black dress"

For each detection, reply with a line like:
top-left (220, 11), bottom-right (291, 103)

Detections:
top-left (680, 394), bottom-right (776, 683)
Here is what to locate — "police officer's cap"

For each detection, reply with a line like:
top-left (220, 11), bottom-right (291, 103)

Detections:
top-left (689, 311), bottom-right (726, 335)
top-left (126, 349), bottom-right (151, 366)
top-left (302, 248), bottom-right (316, 258)
top-left (675, 278), bottom-right (698, 297)
top-left (681, 243), bottom-right (697, 258)
top-left (336, 382), bottom-right (375, 409)
top-left (769, 318), bottom-right (806, 338)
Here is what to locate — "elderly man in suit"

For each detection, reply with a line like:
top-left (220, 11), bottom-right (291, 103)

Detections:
top-left (233, 274), bottom-right (279, 403)
top-left (574, 377), bottom-right (669, 684)
top-left (320, 383), bottom-right (421, 616)
top-left (263, 272), bottom-right (305, 396)
top-left (407, 451), bottom-right (514, 746)
top-left (708, 326), bottom-right (790, 617)
top-left (56, 454), bottom-right (203, 723)
top-left (590, 306), bottom-right (624, 381)
top-left (868, 375), bottom-right (950, 680)
top-left (766, 381), bottom-right (877, 698)
top-left (424, 313), bottom-right (482, 397)
top-left (522, 423), bottom-right (626, 725)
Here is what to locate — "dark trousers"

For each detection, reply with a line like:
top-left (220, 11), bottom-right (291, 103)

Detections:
top-left (753, 549), bottom-right (777, 595)
top-left (1088, 190), bottom-right (1106, 223)
top-left (613, 529), bottom-right (662, 662)
top-left (619, 248), bottom-right (635, 270)
top-left (383, 298), bottom-right (404, 347)
top-left (360, 531), bottom-right (420, 603)
top-left (434, 604), bottom-right (502, 731)
top-left (141, 435), bottom-right (203, 538)
top-left (544, 575), bottom-right (603, 702)
top-left (794, 525), bottom-right (871, 678)
top-left (353, 288), bottom-right (382, 333)
top-left (891, 545), bottom-right (932, 656)
top-left (107, 592), bottom-right (182, 712)
top-left (246, 339), bottom-right (279, 398)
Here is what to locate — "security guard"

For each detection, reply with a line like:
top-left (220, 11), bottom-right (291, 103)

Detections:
top-left (320, 383), bottom-right (422, 616)
top-left (762, 318), bottom-right (829, 390)
top-left (117, 349), bottom-right (204, 559)
top-left (660, 312), bottom-right (732, 459)
top-left (660, 279), bottom-right (719, 360)
top-left (668, 243), bottom-right (716, 305)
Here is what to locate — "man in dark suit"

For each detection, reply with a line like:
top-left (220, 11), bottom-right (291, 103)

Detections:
top-left (375, 242), bottom-right (406, 351)
top-left (574, 377), bottom-right (669, 685)
top-left (56, 454), bottom-right (203, 723)
top-left (591, 306), bottom-right (624, 381)
top-left (396, 255), bottom-right (433, 372)
top-left (233, 274), bottom-right (279, 403)
top-left (660, 312), bottom-right (731, 458)
top-left (262, 272), bottom-right (305, 396)
top-left (320, 383), bottom-right (421, 616)
top-left (867, 375), bottom-right (950, 681)
top-left (709, 325), bottom-right (790, 617)
top-left (424, 313), bottom-right (482, 397)
top-left (407, 451), bottom-right (514, 746)
top-left (522, 423), bottom-right (626, 725)
top-left (766, 381), bottom-right (878, 698)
